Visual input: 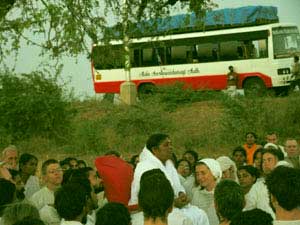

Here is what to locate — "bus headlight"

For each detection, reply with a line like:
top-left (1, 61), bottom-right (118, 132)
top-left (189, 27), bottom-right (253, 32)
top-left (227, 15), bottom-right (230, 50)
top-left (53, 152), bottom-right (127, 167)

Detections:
top-left (277, 68), bottom-right (291, 75)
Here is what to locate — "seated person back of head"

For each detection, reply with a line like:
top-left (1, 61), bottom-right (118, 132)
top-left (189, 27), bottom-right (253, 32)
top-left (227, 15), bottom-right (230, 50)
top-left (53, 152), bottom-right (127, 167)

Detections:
top-left (139, 169), bottom-right (174, 225)
top-left (95, 202), bottom-right (131, 225)
top-left (230, 209), bottom-right (273, 225)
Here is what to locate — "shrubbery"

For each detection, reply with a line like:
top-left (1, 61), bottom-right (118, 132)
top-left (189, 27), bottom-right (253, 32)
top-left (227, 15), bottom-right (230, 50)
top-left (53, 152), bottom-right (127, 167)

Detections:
top-left (0, 70), bottom-right (75, 145)
top-left (1, 79), bottom-right (300, 159)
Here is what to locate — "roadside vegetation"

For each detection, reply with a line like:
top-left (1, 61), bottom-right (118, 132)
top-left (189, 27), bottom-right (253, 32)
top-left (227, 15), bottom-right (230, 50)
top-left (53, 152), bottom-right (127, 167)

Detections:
top-left (1, 70), bottom-right (299, 162)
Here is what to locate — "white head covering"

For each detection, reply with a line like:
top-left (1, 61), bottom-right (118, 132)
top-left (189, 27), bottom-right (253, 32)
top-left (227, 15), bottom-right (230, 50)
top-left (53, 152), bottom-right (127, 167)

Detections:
top-left (198, 158), bottom-right (222, 182)
top-left (216, 156), bottom-right (239, 182)
top-left (276, 160), bottom-right (293, 168)
top-left (264, 142), bottom-right (279, 149)
top-left (216, 156), bottom-right (235, 171)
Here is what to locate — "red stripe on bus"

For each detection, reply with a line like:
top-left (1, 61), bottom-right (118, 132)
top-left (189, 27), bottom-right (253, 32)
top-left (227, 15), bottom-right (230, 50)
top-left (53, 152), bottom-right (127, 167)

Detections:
top-left (93, 72), bottom-right (272, 93)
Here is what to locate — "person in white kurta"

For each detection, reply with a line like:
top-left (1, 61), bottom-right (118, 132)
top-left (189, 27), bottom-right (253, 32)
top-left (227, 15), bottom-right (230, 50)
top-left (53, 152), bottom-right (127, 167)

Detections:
top-left (40, 204), bottom-right (61, 225)
top-left (30, 159), bottom-right (63, 210)
top-left (176, 159), bottom-right (196, 200)
top-left (129, 134), bottom-right (209, 225)
top-left (30, 186), bottom-right (55, 210)
top-left (18, 153), bottom-right (40, 199)
top-left (243, 148), bottom-right (285, 219)
top-left (24, 175), bottom-right (40, 199)
top-left (60, 219), bottom-right (84, 225)
top-left (243, 178), bottom-right (275, 218)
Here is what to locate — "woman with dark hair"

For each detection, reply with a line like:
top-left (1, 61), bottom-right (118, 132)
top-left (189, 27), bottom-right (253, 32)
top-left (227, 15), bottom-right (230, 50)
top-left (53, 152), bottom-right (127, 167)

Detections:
top-left (176, 159), bottom-right (195, 198)
top-left (237, 165), bottom-right (260, 195)
top-left (181, 150), bottom-right (199, 199)
top-left (232, 146), bottom-right (247, 168)
top-left (18, 153), bottom-right (40, 199)
top-left (176, 159), bottom-right (192, 181)
top-left (176, 159), bottom-right (195, 195)
top-left (252, 148), bottom-right (263, 173)
top-left (182, 150), bottom-right (199, 171)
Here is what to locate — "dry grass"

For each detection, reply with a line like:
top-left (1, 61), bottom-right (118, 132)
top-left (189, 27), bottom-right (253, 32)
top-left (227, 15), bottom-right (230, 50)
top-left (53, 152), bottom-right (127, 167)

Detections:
top-left (11, 93), bottom-right (300, 167)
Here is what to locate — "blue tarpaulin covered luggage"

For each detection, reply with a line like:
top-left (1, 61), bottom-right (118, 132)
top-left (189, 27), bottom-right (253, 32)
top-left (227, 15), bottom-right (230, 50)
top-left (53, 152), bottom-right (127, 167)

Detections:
top-left (106, 6), bottom-right (279, 38)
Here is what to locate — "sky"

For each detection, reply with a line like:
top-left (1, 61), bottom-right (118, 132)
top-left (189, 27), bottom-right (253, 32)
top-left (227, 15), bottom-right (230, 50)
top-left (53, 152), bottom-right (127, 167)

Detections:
top-left (7, 0), bottom-right (300, 98)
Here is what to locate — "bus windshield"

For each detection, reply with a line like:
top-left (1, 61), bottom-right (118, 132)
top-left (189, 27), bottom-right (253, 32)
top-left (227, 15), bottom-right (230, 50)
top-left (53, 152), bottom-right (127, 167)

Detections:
top-left (273, 26), bottom-right (300, 59)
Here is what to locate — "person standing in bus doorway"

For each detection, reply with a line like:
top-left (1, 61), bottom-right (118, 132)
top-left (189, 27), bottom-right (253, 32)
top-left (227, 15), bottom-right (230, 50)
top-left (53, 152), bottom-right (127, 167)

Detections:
top-left (290, 55), bottom-right (300, 92)
top-left (226, 66), bottom-right (239, 97)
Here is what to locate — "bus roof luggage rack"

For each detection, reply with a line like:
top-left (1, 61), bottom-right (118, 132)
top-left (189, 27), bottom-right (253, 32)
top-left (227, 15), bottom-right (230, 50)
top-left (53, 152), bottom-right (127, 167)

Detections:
top-left (106, 5), bottom-right (279, 39)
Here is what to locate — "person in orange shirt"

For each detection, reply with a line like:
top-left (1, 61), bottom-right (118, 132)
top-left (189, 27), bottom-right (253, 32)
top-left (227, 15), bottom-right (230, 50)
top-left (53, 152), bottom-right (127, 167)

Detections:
top-left (243, 132), bottom-right (262, 165)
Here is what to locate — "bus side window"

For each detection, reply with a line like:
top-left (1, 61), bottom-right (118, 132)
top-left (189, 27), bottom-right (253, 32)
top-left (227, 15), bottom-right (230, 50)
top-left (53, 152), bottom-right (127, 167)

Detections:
top-left (237, 46), bottom-right (244, 59)
top-left (132, 49), bottom-right (141, 67)
top-left (186, 51), bottom-right (193, 63)
top-left (142, 48), bottom-right (153, 66)
top-left (152, 48), bottom-right (162, 65)
top-left (255, 39), bottom-right (268, 58)
top-left (219, 41), bottom-right (239, 61)
top-left (166, 47), bottom-right (172, 64)
top-left (171, 46), bottom-right (187, 64)
top-left (212, 48), bottom-right (218, 61)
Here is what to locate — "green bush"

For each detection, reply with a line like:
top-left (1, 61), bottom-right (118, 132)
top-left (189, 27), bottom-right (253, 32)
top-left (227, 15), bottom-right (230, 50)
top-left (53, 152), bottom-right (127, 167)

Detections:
top-left (0, 70), bottom-right (75, 142)
top-left (144, 82), bottom-right (227, 111)
top-left (220, 93), bottom-right (300, 147)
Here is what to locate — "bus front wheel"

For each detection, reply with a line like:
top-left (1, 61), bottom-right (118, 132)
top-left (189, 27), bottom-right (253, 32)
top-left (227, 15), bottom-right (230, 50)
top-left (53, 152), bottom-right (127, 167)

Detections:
top-left (243, 77), bottom-right (266, 97)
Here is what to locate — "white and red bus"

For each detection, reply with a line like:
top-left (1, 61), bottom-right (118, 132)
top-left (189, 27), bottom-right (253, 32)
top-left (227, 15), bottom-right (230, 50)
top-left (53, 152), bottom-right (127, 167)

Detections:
top-left (91, 22), bottom-right (300, 96)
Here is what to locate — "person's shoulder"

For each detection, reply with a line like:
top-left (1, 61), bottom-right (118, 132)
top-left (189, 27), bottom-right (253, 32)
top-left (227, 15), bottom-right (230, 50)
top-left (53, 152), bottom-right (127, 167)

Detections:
top-left (31, 186), bottom-right (47, 198)
top-left (27, 175), bottom-right (40, 184)
top-left (273, 220), bottom-right (300, 225)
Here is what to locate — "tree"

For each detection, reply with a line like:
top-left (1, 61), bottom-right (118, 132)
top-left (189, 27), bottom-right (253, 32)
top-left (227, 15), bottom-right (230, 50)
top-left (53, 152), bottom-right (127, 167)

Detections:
top-left (0, 0), bottom-right (216, 60)
top-left (0, 0), bottom-right (16, 19)
top-left (0, 70), bottom-right (75, 141)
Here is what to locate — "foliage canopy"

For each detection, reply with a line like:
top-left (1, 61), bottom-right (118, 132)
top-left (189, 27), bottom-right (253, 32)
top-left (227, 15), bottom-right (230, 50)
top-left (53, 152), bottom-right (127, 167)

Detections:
top-left (0, 70), bottom-right (75, 142)
top-left (0, 0), bottom-right (216, 60)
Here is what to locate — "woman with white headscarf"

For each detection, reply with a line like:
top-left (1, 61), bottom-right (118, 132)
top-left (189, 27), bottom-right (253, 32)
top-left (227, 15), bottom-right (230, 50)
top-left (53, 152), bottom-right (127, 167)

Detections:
top-left (217, 156), bottom-right (239, 183)
top-left (191, 158), bottom-right (222, 225)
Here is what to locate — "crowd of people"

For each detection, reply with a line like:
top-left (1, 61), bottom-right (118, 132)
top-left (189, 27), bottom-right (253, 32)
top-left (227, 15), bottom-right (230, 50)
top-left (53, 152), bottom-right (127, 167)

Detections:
top-left (0, 131), bottom-right (299, 225)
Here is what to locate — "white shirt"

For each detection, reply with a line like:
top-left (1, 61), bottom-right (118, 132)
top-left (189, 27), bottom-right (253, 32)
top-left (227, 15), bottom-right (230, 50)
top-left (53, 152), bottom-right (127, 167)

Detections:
top-left (40, 205), bottom-right (61, 225)
top-left (30, 186), bottom-right (54, 210)
top-left (191, 187), bottom-right (219, 225)
top-left (179, 174), bottom-right (195, 200)
top-left (129, 147), bottom-right (209, 225)
top-left (86, 210), bottom-right (96, 225)
top-left (60, 220), bottom-right (83, 225)
top-left (131, 209), bottom-right (193, 225)
top-left (129, 147), bottom-right (184, 205)
top-left (24, 175), bottom-right (40, 199)
top-left (243, 179), bottom-right (275, 219)
top-left (273, 220), bottom-right (300, 225)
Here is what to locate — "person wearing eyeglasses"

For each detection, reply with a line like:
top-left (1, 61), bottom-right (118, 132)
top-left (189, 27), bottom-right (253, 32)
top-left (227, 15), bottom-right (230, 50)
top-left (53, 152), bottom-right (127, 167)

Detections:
top-left (30, 159), bottom-right (63, 210)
